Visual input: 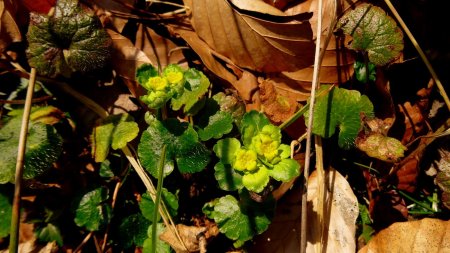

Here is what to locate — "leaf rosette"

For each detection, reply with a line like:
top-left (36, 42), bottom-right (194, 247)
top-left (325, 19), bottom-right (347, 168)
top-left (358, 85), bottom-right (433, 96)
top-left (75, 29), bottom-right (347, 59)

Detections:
top-left (26, 0), bottom-right (112, 77)
top-left (213, 111), bottom-right (300, 193)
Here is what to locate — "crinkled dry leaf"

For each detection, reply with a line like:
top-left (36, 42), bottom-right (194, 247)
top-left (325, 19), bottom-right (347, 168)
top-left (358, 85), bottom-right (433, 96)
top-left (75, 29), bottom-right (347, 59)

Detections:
top-left (434, 148), bottom-right (450, 209)
top-left (0, 0), bottom-right (22, 53)
top-left (358, 218), bottom-right (450, 253)
top-left (259, 78), bottom-right (298, 124)
top-left (306, 168), bottom-right (359, 253)
top-left (189, 0), bottom-right (315, 73)
top-left (159, 224), bottom-right (217, 253)
top-left (0, 241), bottom-right (58, 253)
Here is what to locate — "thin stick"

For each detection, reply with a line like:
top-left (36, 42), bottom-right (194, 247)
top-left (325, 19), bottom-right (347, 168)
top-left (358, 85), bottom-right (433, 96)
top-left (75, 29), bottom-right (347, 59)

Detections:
top-left (74, 232), bottom-right (94, 253)
top-left (9, 68), bottom-right (37, 253)
top-left (101, 181), bottom-right (122, 251)
top-left (300, 0), bottom-right (324, 251)
top-left (314, 135), bottom-right (325, 253)
top-left (384, 0), bottom-right (450, 111)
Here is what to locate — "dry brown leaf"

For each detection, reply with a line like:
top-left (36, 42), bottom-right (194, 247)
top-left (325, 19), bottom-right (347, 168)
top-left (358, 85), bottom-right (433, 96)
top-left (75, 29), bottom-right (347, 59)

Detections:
top-left (189, 0), bottom-right (315, 73)
top-left (358, 218), bottom-right (450, 253)
top-left (107, 28), bottom-right (152, 97)
top-left (259, 78), bottom-right (298, 124)
top-left (135, 24), bottom-right (186, 69)
top-left (160, 224), bottom-right (218, 253)
top-left (89, 0), bottom-right (134, 33)
top-left (306, 168), bottom-right (359, 253)
top-left (0, 0), bottom-right (22, 54)
top-left (0, 241), bottom-right (58, 253)
top-left (399, 102), bottom-right (425, 144)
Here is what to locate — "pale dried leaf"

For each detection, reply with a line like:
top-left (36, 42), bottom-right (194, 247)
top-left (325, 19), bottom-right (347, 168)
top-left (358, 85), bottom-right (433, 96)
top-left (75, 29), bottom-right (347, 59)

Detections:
top-left (358, 218), bottom-right (450, 253)
top-left (306, 168), bottom-right (359, 253)
top-left (189, 0), bottom-right (315, 73)
top-left (0, 240), bottom-right (58, 253)
top-left (229, 0), bottom-right (287, 15)
top-left (159, 224), bottom-right (216, 253)
top-left (0, 0), bottom-right (22, 53)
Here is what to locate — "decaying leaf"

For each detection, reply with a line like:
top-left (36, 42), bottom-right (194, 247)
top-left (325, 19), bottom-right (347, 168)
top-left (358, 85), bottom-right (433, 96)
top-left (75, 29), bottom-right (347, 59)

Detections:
top-left (189, 0), bottom-right (315, 73)
top-left (358, 218), bottom-right (450, 253)
top-left (259, 78), bottom-right (298, 125)
top-left (0, 240), bottom-right (58, 253)
top-left (159, 224), bottom-right (217, 253)
top-left (356, 132), bottom-right (407, 162)
top-left (0, 0), bottom-right (22, 54)
top-left (306, 168), bottom-right (359, 253)
top-left (337, 3), bottom-right (404, 66)
top-left (434, 147), bottom-right (450, 209)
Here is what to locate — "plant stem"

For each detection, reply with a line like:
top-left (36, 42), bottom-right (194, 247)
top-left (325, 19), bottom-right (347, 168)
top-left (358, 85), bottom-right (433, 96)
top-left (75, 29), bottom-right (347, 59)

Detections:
top-left (152, 145), bottom-right (167, 253)
top-left (9, 68), bottom-right (37, 253)
top-left (300, 0), bottom-right (324, 250)
top-left (384, 0), bottom-right (450, 112)
top-left (396, 189), bottom-right (436, 213)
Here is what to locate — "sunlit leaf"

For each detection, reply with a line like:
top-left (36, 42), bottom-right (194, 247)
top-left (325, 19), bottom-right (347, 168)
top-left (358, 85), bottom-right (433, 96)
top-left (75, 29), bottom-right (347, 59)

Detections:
top-left (119, 213), bottom-right (151, 249)
top-left (91, 113), bottom-right (139, 163)
top-left (307, 85), bottom-right (374, 149)
top-left (0, 110), bottom-right (62, 183)
top-left (213, 138), bottom-right (241, 164)
top-left (214, 162), bottom-right (243, 191)
top-left (74, 187), bottom-right (112, 231)
top-left (198, 111), bottom-right (233, 141)
top-left (138, 117), bottom-right (210, 178)
top-left (337, 3), bottom-right (403, 66)
top-left (240, 110), bottom-right (271, 147)
top-left (171, 69), bottom-right (210, 115)
top-left (269, 158), bottom-right (300, 182)
top-left (356, 132), bottom-right (407, 162)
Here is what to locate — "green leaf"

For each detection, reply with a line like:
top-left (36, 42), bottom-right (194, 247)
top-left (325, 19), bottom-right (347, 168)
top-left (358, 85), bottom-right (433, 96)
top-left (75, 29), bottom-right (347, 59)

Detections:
top-left (171, 69), bottom-right (210, 115)
top-left (269, 159), bottom-right (300, 182)
top-left (307, 85), bottom-right (374, 149)
top-left (203, 194), bottom-right (274, 247)
top-left (214, 162), bottom-right (243, 191)
top-left (337, 3), bottom-right (403, 66)
top-left (143, 223), bottom-right (171, 253)
top-left (0, 110), bottom-right (62, 183)
top-left (26, 0), bottom-right (112, 77)
top-left (139, 189), bottom-right (178, 222)
top-left (213, 92), bottom-right (246, 127)
top-left (138, 118), bottom-right (210, 178)
top-left (197, 99), bottom-right (234, 141)
top-left (35, 223), bottom-right (63, 246)
top-left (136, 64), bottom-right (158, 86)
top-left (213, 138), bottom-right (241, 164)
top-left (242, 166), bottom-right (270, 193)
top-left (356, 132), bottom-right (407, 162)
top-left (240, 111), bottom-right (271, 147)
top-left (355, 61), bottom-right (376, 83)
top-left (74, 187), bottom-right (112, 231)
top-left (119, 213), bottom-right (151, 248)
top-left (92, 113), bottom-right (139, 163)
top-left (0, 185), bottom-right (12, 238)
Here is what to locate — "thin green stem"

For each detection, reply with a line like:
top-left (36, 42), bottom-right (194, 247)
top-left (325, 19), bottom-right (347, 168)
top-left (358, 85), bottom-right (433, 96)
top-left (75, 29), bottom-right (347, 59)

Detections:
top-left (384, 0), bottom-right (450, 111)
top-left (152, 145), bottom-right (167, 253)
top-left (9, 68), bottom-right (37, 253)
top-left (396, 189), bottom-right (435, 213)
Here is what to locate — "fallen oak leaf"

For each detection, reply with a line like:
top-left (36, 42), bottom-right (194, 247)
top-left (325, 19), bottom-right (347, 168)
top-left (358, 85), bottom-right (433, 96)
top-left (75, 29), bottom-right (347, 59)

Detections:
top-left (358, 218), bottom-right (450, 253)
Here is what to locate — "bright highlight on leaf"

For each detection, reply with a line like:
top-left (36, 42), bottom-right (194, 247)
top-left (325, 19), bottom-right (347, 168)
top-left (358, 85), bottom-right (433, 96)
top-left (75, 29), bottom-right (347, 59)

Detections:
top-left (26, 0), bottom-right (112, 77)
top-left (307, 85), bottom-right (374, 149)
top-left (337, 3), bottom-right (404, 66)
top-left (91, 113), bottom-right (139, 163)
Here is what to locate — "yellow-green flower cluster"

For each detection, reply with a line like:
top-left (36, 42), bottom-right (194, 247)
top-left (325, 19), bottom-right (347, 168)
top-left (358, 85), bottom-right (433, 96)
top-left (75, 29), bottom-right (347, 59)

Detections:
top-left (140, 64), bottom-right (185, 109)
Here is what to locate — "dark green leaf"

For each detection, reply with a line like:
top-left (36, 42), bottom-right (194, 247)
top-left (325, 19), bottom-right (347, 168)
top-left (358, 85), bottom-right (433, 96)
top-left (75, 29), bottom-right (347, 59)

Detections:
top-left (143, 223), bottom-right (171, 253)
top-left (171, 69), bottom-right (210, 115)
top-left (337, 3), bottom-right (403, 66)
top-left (355, 61), bottom-right (376, 83)
top-left (74, 187), bottom-right (111, 231)
top-left (119, 213), bottom-right (151, 248)
top-left (0, 185), bottom-right (12, 238)
top-left (138, 118), bottom-right (210, 178)
top-left (26, 0), bottom-right (112, 77)
top-left (307, 85), bottom-right (374, 149)
top-left (92, 113), bottom-right (139, 163)
top-left (35, 223), bottom-right (63, 246)
top-left (136, 64), bottom-right (158, 86)
top-left (99, 160), bottom-right (115, 178)
top-left (0, 110), bottom-right (62, 183)
top-left (139, 189), bottom-right (178, 222)
top-left (203, 194), bottom-right (273, 247)
top-left (214, 162), bottom-right (243, 191)
top-left (198, 111), bottom-right (233, 141)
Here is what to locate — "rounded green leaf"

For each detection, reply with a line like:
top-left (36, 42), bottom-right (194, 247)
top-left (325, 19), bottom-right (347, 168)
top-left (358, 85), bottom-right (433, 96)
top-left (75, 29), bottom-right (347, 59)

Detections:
top-left (0, 111), bottom-right (62, 183)
top-left (198, 111), bottom-right (234, 141)
top-left (240, 110), bottom-right (271, 147)
top-left (242, 166), bottom-right (270, 193)
top-left (26, 0), bottom-right (112, 77)
top-left (171, 69), bottom-right (210, 115)
top-left (213, 138), bottom-right (241, 164)
top-left (269, 159), bottom-right (300, 182)
top-left (136, 63), bottom-right (158, 86)
top-left (143, 223), bottom-right (171, 253)
top-left (119, 213), bottom-right (151, 249)
top-left (337, 3), bottom-right (403, 66)
top-left (214, 162), bottom-right (243, 191)
top-left (74, 187), bottom-right (112, 231)
top-left (35, 223), bottom-right (63, 246)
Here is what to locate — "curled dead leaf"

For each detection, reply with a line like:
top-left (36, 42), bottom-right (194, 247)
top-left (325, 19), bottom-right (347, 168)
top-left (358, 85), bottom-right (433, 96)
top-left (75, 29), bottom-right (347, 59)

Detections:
top-left (259, 78), bottom-right (298, 124)
top-left (159, 224), bottom-right (219, 253)
top-left (0, 0), bottom-right (22, 54)
top-left (358, 218), bottom-right (450, 253)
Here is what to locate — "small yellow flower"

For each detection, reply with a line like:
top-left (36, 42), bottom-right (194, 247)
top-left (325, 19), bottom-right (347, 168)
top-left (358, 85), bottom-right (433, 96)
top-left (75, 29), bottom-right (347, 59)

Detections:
top-left (146, 76), bottom-right (168, 91)
top-left (165, 70), bottom-right (183, 85)
top-left (234, 149), bottom-right (257, 171)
